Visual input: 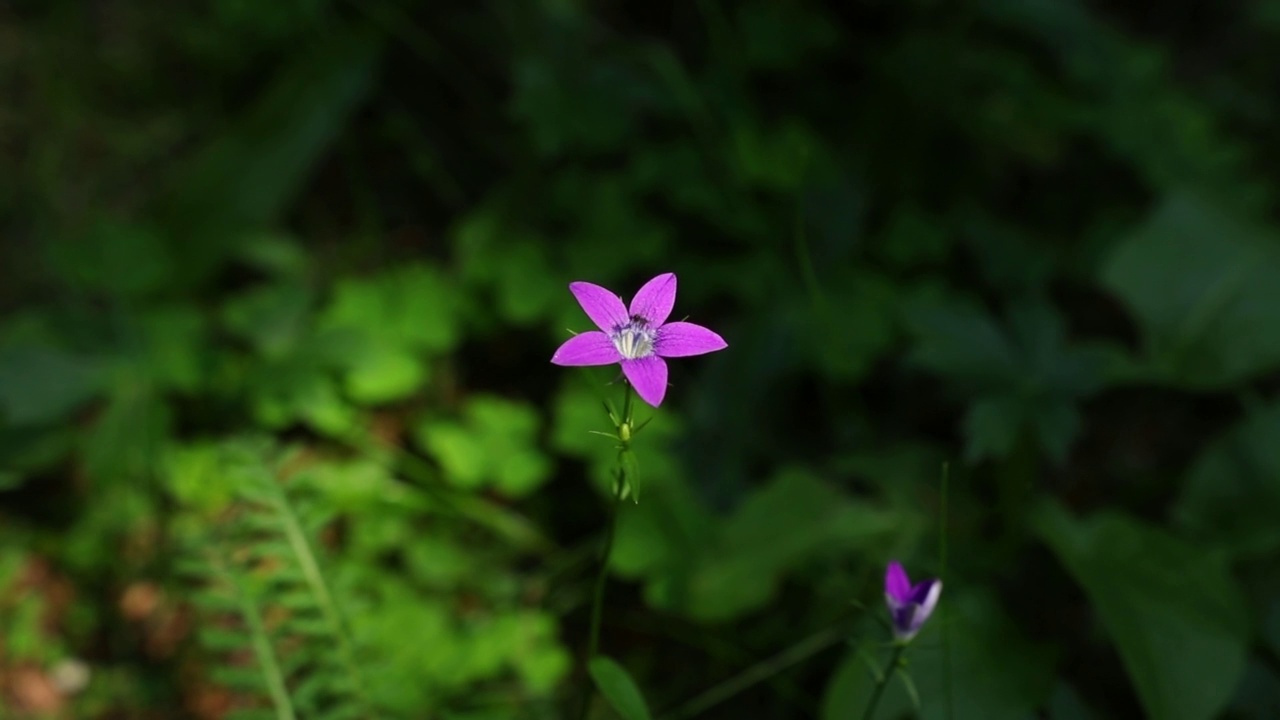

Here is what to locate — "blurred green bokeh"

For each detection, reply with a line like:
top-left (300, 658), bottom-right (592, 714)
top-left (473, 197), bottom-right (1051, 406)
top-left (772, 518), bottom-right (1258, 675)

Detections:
top-left (3, 1), bottom-right (1280, 718)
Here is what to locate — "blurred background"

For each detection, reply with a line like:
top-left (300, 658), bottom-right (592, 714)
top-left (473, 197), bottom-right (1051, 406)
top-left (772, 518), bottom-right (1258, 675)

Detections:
top-left (2, 0), bottom-right (1280, 718)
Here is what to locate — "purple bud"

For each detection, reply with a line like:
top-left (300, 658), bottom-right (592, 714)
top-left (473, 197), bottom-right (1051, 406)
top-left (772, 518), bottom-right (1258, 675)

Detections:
top-left (884, 560), bottom-right (942, 642)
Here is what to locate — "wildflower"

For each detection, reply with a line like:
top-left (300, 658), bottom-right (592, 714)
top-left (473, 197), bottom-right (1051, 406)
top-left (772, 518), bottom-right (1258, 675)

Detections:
top-left (551, 273), bottom-right (727, 407)
top-left (884, 560), bottom-right (942, 642)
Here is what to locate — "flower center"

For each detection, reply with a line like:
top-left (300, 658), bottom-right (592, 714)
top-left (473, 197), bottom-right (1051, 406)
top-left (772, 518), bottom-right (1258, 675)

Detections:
top-left (611, 316), bottom-right (656, 360)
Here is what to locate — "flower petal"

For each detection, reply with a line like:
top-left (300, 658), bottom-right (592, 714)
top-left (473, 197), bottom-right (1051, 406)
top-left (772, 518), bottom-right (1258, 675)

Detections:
top-left (916, 579), bottom-right (942, 622)
top-left (570, 281), bottom-right (629, 332)
top-left (885, 561), bottom-right (911, 603)
top-left (621, 356), bottom-right (669, 407)
top-left (892, 604), bottom-right (920, 639)
top-left (628, 273), bottom-right (677, 326)
top-left (654, 321), bottom-right (727, 358)
top-left (551, 331), bottom-right (622, 366)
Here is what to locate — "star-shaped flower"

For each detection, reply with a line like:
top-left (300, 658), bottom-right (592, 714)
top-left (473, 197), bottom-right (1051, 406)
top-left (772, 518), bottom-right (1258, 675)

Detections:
top-left (551, 273), bottom-right (727, 406)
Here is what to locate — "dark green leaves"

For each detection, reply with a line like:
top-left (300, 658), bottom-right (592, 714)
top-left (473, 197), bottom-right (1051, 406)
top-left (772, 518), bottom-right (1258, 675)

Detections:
top-left (823, 591), bottom-right (1055, 720)
top-left (1036, 503), bottom-right (1249, 720)
top-left (0, 344), bottom-right (104, 425)
top-left (160, 29), bottom-right (381, 283)
top-left (905, 294), bottom-right (1114, 463)
top-left (1174, 401), bottom-right (1280, 556)
top-left (1102, 192), bottom-right (1280, 387)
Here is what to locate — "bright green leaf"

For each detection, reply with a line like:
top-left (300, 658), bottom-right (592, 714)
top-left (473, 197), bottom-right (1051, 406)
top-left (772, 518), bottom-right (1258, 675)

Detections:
top-left (416, 396), bottom-right (551, 496)
top-left (322, 264), bottom-right (459, 353)
top-left (342, 343), bottom-right (426, 405)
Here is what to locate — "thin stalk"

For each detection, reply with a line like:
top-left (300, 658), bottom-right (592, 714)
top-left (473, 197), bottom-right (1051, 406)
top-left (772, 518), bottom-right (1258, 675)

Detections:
top-left (660, 623), bottom-right (847, 720)
top-left (939, 462), bottom-right (954, 720)
top-left (586, 491), bottom-right (621, 660)
top-left (861, 644), bottom-right (906, 720)
top-left (577, 385), bottom-right (635, 720)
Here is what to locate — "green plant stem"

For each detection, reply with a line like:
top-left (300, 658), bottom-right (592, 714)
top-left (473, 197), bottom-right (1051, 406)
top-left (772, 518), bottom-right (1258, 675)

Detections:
top-left (587, 490), bottom-right (621, 660)
top-left (940, 462), bottom-right (954, 720)
top-left (577, 385), bottom-right (634, 720)
top-left (861, 644), bottom-right (907, 720)
top-left (660, 623), bottom-right (847, 720)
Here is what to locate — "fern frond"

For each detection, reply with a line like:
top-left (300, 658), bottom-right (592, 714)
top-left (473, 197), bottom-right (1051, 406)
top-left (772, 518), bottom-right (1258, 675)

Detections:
top-left (204, 549), bottom-right (298, 720)
top-left (181, 441), bottom-right (374, 720)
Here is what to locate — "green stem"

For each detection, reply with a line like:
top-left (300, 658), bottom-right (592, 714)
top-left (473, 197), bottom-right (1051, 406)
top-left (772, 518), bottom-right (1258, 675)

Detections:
top-left (578, 385), bottom-right (634, 720)
top-left (940, 463), bottom-right (954, 720)
top-left (660, 623), bottom-right (847, 720)
top-left (586, 490), bottom-right (621, 661)
top-left (861, 644), bottom-right (907, 720)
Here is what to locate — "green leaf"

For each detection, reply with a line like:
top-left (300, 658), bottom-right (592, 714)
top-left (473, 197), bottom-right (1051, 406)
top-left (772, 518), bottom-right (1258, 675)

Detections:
top-left (135, 305), bottom-right (208, 393)
top-left (805, 270), bottom-right (898, 382)
top-left (43, 220), bottom-right (173, 298)
top-left (963, 395), bottom-right (1023, 462)
top-left (1046, 682), bottom-right (1102, 720)
top-left (420, 423), bottom-right (487, 489)
top-left (322, 263), bottom-right (459, 353)
top-left (342, 343), bottom-right (426, 405)
top-left (0, 344), bottom-right (104, 425)
top-left (908, 295), bottom-right (1109, 463)
top-left (588, 656), bottom-right (652, 720)
top-left (221, 282), bottom-right (314, 359)
top-left (1173, 402), bottom-right (1280, 556)
top-left (683, 471), bottom-right (905, 621)
top-left (415, 396), bottom-right (551, 496)
top-left (81, 381), bottom-right (172, 483)
top-left (904, 292), bottom-right (1019, 391)
top-left (1227, 662), bottom-right (1280, 720)
top-left (1035, 502), bottom-right (1249, 720)
top-left (877, 205), bottom-right (950, 268)
top-left (1101, 192), bottom-right (1280, 387)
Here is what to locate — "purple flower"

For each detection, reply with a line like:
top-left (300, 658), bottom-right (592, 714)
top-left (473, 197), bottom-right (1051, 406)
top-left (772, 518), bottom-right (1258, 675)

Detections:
top-left (884, 561), bottom-right (942, 642)
top-left (551, 273), bottom-right (727, 407)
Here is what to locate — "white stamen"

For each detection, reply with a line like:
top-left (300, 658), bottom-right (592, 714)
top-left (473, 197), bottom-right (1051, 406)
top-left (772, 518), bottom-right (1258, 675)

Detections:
top-left (611, 318), bottom-right (656, 360)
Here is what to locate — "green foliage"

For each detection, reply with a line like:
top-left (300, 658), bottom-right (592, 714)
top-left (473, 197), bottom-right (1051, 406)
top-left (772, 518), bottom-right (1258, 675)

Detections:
top-left (588, 656), bottom-right (653, 720)
top-left (906, 294), bottom-right (1114, 463)
top-left (1102, 192), bottom-right (1280, 387)
top-left (1174, 401), bottom-right (1280, 556)
top-left (1037, 503), bottom-right (1249, 720)
top-left (824, 592), bottom-right (1056, 720)
top-left (181, 443), bottom-right (369, 720)
top-left (7, 0), bottom-right (1280, 718)
top-left (677, 471), bottom-right (904, 622)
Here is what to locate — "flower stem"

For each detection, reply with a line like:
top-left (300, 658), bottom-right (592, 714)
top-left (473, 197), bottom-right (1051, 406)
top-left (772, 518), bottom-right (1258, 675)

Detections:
top-left (660, 622), bottom-right (848, 720)
top-left (577, 385), bottom-right (634, 720)
top-left (586, 490), bottom-right (621, 661)
top-left (861, 644), bottom-right (907, 720)
top-left (939, 462), bottom-right (954, 720)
